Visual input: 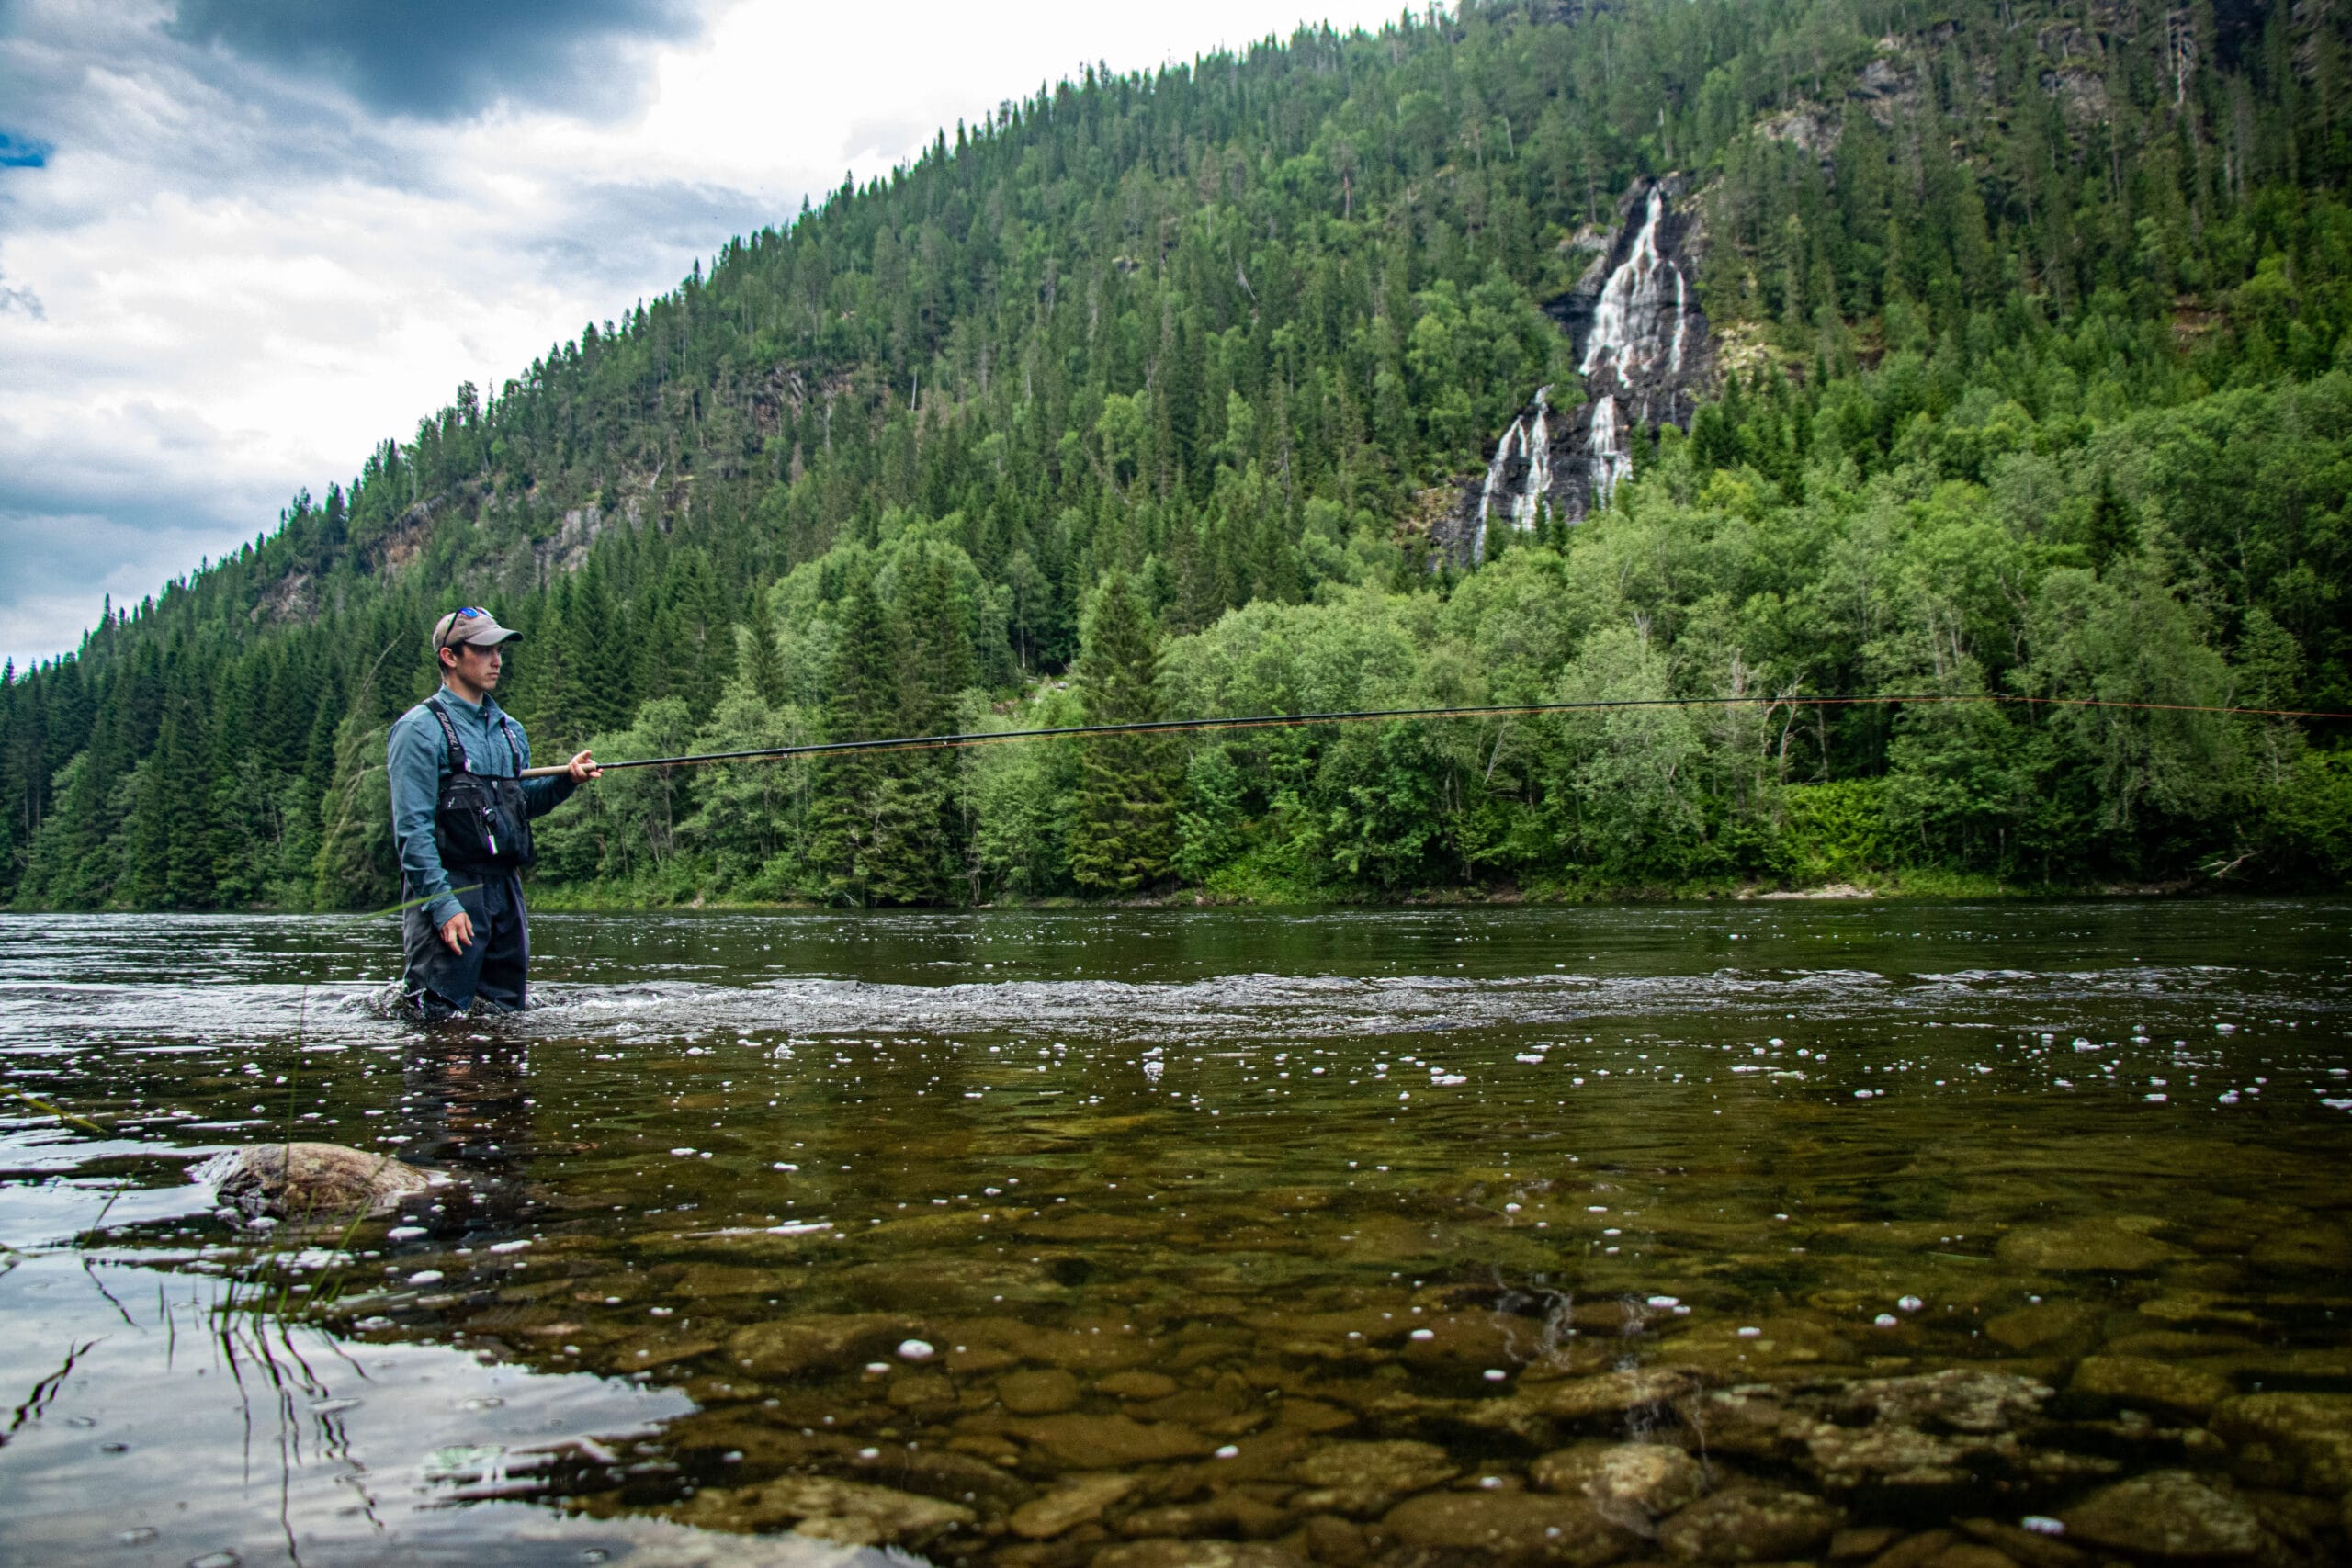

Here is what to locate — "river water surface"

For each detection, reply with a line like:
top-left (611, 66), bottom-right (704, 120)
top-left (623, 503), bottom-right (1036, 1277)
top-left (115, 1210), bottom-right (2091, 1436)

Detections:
top-left (2, 903), bottom-right (2348, 1567)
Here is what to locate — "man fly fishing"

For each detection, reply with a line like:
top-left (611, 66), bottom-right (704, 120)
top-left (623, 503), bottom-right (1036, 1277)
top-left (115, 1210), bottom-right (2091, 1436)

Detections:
top-left (388, 607), bottom-right (600, 1021)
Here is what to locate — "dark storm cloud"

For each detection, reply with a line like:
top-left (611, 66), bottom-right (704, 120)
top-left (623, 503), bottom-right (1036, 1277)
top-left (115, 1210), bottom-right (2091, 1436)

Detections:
top-left (167, 0), bottom-right (709, 120)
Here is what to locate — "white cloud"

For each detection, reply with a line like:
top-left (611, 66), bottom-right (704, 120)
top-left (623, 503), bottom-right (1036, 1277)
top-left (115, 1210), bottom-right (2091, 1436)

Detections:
top-left (0, 0), bottom-right (1405, 668)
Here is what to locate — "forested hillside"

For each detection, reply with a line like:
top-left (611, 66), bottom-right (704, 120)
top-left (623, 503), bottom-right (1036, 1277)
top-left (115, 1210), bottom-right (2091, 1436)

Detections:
top-left (5, 0), bottom-right (2349, 910)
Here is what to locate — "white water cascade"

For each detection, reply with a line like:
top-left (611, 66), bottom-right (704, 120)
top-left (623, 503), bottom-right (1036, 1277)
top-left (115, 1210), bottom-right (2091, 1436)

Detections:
top-left (1577, 184), bottom-right (1688, 509)
top-left (1586, 394), bottom-right (1633, 502)
top-left (1472, 385), bottom-right (1553, 560)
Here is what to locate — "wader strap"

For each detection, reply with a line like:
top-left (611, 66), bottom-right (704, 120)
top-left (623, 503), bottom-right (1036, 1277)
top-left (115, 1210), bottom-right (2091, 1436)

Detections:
top-left (496, 714), bottom-right (525, 773)
top-left (424, 699), bottom-right (472, 774)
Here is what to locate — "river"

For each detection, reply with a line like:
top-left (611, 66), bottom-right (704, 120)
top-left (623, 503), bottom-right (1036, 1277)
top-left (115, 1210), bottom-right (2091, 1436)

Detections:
top-left (2, 902), bottom-right (2347, 1566)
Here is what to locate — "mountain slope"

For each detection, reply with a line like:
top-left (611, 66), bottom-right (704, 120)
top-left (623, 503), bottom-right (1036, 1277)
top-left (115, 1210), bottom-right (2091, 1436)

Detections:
top-left (4, 0), bottom-right (2349, 909)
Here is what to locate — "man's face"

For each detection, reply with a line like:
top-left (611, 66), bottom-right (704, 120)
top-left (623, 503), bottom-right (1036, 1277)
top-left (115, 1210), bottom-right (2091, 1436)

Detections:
top-left (447, 640), bottom-right (503, 689)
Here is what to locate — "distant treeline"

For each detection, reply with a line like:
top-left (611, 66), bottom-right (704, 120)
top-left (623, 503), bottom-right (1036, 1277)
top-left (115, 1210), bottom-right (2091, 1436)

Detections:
top-left (3, 0), bottom-right (2348, 908)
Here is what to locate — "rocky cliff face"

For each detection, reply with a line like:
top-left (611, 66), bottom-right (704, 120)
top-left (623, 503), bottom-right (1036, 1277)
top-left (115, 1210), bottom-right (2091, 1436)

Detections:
top-left (1437, 175), bottom-right (1710, 564)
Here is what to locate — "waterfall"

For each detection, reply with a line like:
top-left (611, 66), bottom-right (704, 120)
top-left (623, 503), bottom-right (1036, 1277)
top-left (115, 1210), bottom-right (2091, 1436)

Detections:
top-left (1472, 384), bottom-right (1553, 560)
top-left (1510, 389), bottom-right (1551, 532)
top-left (1669, 266), bottom-right (1689, 374)
top-left (1579, 187), bottom-right (1681, 382)
top-left (1587, 394), bottom-right (1632, 506)
top-left (1576, 182), bottom-right (1690, 516)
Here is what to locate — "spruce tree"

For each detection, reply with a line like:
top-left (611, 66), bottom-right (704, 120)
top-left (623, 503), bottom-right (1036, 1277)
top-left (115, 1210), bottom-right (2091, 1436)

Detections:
top-left (805, 577), bottom-right (931, 904)
top-left (1069, 570), bottom-right (1179, 893)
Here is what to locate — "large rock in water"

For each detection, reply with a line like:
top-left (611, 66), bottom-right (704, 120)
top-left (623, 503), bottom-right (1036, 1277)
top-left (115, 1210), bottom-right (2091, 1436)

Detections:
top-left (199, 1142), bottom-right (435, 1219)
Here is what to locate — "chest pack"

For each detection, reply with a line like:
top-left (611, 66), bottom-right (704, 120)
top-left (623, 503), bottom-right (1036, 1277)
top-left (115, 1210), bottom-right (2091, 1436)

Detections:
top-left (425, 699), bottom-right (535, 872)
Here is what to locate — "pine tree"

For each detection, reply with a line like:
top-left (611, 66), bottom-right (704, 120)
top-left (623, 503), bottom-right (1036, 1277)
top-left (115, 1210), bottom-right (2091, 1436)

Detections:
top-left (1069, 570), bottom-right (1179, 893)
top-left (804, 577), bottom-right (931, 904)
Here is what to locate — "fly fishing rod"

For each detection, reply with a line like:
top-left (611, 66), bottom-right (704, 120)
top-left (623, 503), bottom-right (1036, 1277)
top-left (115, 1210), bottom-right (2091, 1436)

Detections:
top-left (516, 692), bottom-right (2350, 778)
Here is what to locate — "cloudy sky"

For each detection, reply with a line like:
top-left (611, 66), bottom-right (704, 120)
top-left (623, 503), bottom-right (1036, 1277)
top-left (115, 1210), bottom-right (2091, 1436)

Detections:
top-left (0, 0), bottom-right (1403, 670)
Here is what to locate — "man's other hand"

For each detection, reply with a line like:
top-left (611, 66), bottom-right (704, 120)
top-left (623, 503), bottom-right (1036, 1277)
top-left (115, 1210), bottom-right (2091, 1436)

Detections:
top-left (439, 909), bottom-right (476, 954)
top-left (568, 749), bottom-right (602, 782)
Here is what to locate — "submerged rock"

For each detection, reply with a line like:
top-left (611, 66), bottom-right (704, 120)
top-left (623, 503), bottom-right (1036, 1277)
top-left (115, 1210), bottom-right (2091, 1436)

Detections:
top-left (1007, 1472), bottom-right (1141, 1539)
top-left (1383, 1490), bottom-right (1638, 1565)
top-left (1289, 1439), bottom-right (1459, 1515)
top-left (1530, 1441), bottom-right (1707, 1520)
top-left (1528, 1367), bottom-right (1701, 1423)
top-left (198, 1142), bottom-right (435, 1219)
top-left (1996, 1219), bottom-right (2188, 1273)
top-left (2210, 1392), bottom-right (2352, 1493)
top-left (1654, 1487), bottom-right (1843, 1562)
top-left (664, 1473), bottom-right (973, 1547)
top-left (1003, 1413), bottom-right (1215, 1469)
top-left (1000, 1367), bottom-right (1085, 1414)
top-left (1984, 1301), bottom-right (2100, 1353)
top-left (2061, 1470), bottom-right (2266, 1559)
top-left (2067, 1355), bottom-right (2233, 1419)
top-left (1094, 1540), bottom-right (1306, 1568)
top-left (1804, 1423), bottom-right (1985, 1495)
top-left (1839, 1369), bottom-right (2052, 1435)
top-left (727, 1314), bottom-right (913, 1377)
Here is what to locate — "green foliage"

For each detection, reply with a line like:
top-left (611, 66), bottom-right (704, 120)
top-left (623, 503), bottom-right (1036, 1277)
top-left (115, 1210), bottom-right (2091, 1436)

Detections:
top-left (1069, 571), bottom-right (1181, 893)
top-left (3, 0), bottom-right (2349, 908)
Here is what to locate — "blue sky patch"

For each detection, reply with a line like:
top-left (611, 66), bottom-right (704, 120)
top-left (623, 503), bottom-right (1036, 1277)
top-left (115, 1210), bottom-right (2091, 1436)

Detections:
top-left (0, 131), bottom-right (53, 168)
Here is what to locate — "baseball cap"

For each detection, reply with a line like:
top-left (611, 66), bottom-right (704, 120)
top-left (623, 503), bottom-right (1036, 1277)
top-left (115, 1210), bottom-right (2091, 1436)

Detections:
top-left (432, 606), bottom-right (522, 652)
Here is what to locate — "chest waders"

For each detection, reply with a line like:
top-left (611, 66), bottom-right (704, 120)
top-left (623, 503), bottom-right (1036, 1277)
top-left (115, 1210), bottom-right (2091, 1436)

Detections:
top-left (401, 700), bottom-right (536, 1019)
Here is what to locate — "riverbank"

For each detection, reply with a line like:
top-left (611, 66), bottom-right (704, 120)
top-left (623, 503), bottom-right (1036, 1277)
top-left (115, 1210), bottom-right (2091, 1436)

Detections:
top-left (511, 866), bottom-right (2267, 914)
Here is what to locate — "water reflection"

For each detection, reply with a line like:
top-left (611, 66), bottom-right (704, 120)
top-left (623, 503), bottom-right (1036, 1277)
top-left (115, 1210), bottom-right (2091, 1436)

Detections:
top-left (0, 903), bottom-right (2347, 1565)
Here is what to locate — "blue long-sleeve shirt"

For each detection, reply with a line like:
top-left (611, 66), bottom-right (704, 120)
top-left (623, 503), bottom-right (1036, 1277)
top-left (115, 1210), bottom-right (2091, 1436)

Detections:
top-left (387, 688), bottom-right (575, 927)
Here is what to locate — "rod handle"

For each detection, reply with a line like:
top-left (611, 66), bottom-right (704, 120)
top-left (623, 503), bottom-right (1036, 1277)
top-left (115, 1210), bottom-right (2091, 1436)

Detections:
top-left (518, 764), bottom-right (574, 779)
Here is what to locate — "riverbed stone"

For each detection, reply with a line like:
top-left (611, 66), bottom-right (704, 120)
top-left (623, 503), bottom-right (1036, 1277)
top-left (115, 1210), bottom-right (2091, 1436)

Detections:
top-left (1287, 1439), bottom-right (1458, 1515)
top-left (1531, 1442), bottom-right (1706, 1517)
top-left (664, 1473), bottom-right (974, 1547)
top-left (1397, 1311), bottom-right (1524, 1371)
top-left (1656, 1486), bottom-right (1843, 1562)
top-left (1527, 1367), bottom-right (1701, 1423)
top-left (1996, 1219), bottom-right (2188, 1273)
top-left (1839, 1369), bottom-right (2051, 1434)
top-left (727, 1314), bottom-right (911, 1377)
top-left (1665, 1495), bottom-right (1844, 1561)
top-left (1953, 1517), bottom-right (2092, 1568)
top-left (1099, 1371), bottom-right (1182, 1400)
top-left (960, 1317), bottom-right (1160, 1372)
top-left (887, 1371), bottom-right (960, 1413)
top-left (1984, 1302), bottom-right (2100, 1353)
top-left (1120, 1495), bottom-right (1292, 1540)
top-left (2068, 1355), bottom-right (2233, 1418)
top-left (2246, 1226), bottom-right (2352, 1275)
top-left (200, 1142), bottom-right (435, 1219)
top-left (1804, 1422), bottom-right (1981, 1495)
top-left (2209, 1392), bottom-right (2352, 1492)
top-left (2060, 1470), bottom-right (2266, 1558)
top-left (1010, 1473), bottom-right (1144, 1539)
top-left (1382, 1490), bottom-right (1638, 1566)
top-left (1001, 1368), bottom-right (1086, 1414)
top-left (1004, 1413), bottom-right (1216, 1469)
top-left (1093, 1540), bottom-right (1307, 1568)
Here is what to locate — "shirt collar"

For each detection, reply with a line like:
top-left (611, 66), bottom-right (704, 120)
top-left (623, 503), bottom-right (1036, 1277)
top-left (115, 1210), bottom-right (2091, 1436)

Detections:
top-left (437, 683), bottom-right (492, 718)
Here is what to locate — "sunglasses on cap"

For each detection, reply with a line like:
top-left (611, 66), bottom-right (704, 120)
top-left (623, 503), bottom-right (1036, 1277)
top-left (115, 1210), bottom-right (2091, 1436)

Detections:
top-left (439, 606), bottom-right (492, 654)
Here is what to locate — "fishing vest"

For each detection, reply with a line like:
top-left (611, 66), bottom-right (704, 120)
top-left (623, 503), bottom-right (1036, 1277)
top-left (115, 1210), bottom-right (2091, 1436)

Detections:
top-left (424, 698), bottom-right (535, 873)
